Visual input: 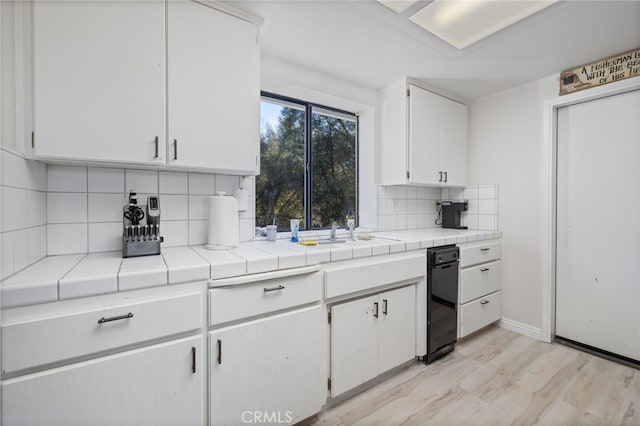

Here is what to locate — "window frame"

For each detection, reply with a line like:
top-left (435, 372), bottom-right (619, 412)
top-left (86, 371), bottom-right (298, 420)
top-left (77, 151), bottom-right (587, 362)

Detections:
top-left (260, 91), bottom-right (359, 231)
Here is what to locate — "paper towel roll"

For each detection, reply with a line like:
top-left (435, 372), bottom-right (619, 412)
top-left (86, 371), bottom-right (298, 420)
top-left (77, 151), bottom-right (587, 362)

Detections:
top-left (206, 192), bottom-right (239, 250)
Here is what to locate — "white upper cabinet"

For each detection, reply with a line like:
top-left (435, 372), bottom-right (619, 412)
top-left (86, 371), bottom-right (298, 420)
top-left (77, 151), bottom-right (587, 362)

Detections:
top-left (167, 1), bottom-right (260, 174)
top-left (407, 84), bottom-right (442, 185)
top-left (440, 94), bottom-right (468, 187)
top-left (379, 79), bottom-right (468, 187)
top-left (33, 1), bottom-right (166, 165)
top-left (32, 1), bottom-right (260, 174)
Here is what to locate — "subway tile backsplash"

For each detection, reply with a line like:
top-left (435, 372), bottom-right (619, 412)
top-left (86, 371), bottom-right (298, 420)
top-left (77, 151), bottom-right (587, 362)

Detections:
top-left (0, 147), bottom-right (256, 279)
top-left (46, 165), bottom-right (256, 255)
top-left (2, 147), bottom-right (499, 280)
top-left (376, 185), bottom-right (442, 231)
top-left (375, 184), bottom-right (499, 232)
top-left (442, 184), bottom-right (499, 231)
top-left (1, 149), bottom-right (48, 279)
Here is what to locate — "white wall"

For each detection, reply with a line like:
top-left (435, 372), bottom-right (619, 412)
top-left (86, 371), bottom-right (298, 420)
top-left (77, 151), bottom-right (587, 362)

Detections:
top-left (468, 74), bottom-right (558, 331)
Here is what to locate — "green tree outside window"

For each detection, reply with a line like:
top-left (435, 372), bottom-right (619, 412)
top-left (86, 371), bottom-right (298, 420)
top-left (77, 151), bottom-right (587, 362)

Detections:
top-left (257, 96), bottom-right (357, 232)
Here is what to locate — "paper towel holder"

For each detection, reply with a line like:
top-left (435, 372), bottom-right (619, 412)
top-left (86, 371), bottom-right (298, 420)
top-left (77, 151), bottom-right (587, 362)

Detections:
top-left (233, 177), bottom-right (248, 212)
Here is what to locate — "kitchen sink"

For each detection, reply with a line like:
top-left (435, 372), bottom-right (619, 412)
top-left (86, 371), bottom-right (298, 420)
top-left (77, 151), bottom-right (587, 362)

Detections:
top-left (318, 239), bottom-right (347, 244)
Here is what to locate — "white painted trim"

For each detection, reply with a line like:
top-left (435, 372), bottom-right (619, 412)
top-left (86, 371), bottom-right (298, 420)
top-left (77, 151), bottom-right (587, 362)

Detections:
top-left (497, 318), bottom-right (542, 341)
top-left (406, 77), bottom-right (468, 105)
top-left (541, 77), bottom-right (640, 344)
top-left (193, 0), bottom-right (264, 26)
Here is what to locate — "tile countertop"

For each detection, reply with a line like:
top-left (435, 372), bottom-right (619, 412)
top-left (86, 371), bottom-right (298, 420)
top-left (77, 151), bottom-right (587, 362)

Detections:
top-left (1, 228), bottom-right (501, 309)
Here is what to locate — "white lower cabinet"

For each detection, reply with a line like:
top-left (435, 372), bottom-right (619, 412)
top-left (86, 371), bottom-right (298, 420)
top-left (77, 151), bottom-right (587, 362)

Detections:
top-left (209, 306), bottom-right (324, 425)
top-left (459, 290), bottom-right (501, 337)
top-left (458, 240), bottom-right (502, 338)
top-left (2, 336), bottom-right (203, 426)
top-left (1, 283), bottom-right (206, 426)
top-left (330, 285), bottom-right (416, 398)
top-left (208, 267), bottom-right (325, 425)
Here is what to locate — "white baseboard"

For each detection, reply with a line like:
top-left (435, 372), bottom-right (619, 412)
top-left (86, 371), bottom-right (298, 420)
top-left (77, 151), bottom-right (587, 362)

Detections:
top-left (497, 317), bottom-right (543, 341)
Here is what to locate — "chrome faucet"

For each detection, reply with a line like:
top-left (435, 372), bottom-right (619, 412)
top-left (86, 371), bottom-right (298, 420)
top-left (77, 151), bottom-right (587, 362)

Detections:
top-left (330, 221), bottom-right (338, 241)
top-left (346, 211), bottom-right (355, 241)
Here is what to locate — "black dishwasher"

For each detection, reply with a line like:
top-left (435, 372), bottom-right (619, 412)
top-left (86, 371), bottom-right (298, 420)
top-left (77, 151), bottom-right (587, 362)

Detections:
top-left (426, 245), bottom-right (459, 364)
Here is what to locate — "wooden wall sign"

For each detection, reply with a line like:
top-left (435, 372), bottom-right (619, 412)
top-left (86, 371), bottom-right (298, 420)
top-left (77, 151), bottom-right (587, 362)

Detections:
top-left (559, 48), bottom-right (640, 95)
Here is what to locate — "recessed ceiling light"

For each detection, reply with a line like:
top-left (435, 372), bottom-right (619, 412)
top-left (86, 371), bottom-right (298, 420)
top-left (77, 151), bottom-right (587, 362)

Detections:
top-left (409, 0), bottom-right (557, 50)
top-left (377, 0), bottom-right (419, 14)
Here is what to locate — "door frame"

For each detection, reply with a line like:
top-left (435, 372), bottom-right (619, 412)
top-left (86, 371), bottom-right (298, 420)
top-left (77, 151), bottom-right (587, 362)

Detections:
top-left (541, 77), bottom-right (640, 343)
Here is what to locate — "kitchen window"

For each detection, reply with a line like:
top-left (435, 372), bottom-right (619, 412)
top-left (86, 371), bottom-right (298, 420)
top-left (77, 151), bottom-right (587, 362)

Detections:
top-left (257, 92), bottom-right (358, 231)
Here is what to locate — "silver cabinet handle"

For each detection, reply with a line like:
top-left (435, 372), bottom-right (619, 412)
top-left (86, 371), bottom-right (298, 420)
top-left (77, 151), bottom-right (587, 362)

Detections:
top-left (480, 268), bottom-right (490, 272)
top-left (154, 136), bottom-right (159, 159)
top-left (173, 139), bottom-right (178, 160)
top-left (480, 300), bottom-right (490, 305)
top-left (480, 248), bottom-right (491, 252)
top-left (382, 299), bottom-right (388, 315)
top-left (264, 285), bottom-right (285, 293)
top-left (373, 302), bottom-right (379, 318)
top-left (438, 171), bottom-right (443, 182)
top-left (443, 171), bottom-right (448, 182)
top-left (98, 312), bottom-right (133, 324)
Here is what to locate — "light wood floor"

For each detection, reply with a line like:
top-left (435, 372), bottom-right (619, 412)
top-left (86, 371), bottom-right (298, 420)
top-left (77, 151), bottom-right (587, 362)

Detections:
top-left (306, 326), bottom-right (640, 425)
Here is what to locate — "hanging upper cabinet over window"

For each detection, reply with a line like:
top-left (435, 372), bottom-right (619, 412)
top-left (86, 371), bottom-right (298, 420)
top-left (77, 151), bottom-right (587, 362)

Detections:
top-left (378, 79), bottom-right (468, 187)
top-left (32, 1), bottom-right (260, 175)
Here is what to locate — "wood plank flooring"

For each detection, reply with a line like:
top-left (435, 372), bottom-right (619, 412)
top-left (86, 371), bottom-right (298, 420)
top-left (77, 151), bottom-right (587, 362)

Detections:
top-left (305, 326), bottom-right (640, 425)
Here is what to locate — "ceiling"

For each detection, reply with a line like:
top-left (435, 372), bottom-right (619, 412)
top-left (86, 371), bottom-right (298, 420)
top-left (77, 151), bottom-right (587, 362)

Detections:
top-left (230, 0), bottom-right (640, 101)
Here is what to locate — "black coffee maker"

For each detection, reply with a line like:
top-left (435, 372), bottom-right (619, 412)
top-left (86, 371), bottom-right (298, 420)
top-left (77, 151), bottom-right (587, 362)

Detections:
top-left (441, 200), bottom-right (468, 229)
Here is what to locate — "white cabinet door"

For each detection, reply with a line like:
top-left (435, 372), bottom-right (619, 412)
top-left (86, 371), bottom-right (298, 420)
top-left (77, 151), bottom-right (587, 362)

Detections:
top-left (330, 285), bottom-right (417, 398)
top-left (406, 84), bottom-right (467, 186)
top-left (408, 84), bottom-right (442, 185)
top-left (33, 1), bottom-right (166, 165)
top-left (209, 306), bottom-right (324, 425)
top-left (378, 286), bottom-right (416, 373)
top-left (168, 1), bottom-right (260, 174)
top-left (441, 98), bottom-right (468, 187)
top-left (331, 295), bottom-right (379, 397)
top-left (2, 336), bottom-right (203, 426)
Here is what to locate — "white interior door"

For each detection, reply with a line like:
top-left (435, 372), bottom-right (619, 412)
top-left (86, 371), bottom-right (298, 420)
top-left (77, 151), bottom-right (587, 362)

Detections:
top-left (556, 89), bottom-right (640, 361)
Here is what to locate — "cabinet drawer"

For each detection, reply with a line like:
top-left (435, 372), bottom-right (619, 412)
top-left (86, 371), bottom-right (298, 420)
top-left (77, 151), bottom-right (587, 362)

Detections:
top-left (459, 260), bottom-right (501, 304)
top-left (459, 291), bottom-right (501, 338)
top-left (3, 291), bottom-right (202, 374)
top-left (324, 252), bottom-right (426, 300)
top-left (459, 240), bottom-right (501, 267)
top-left (209, 271), bottom-right (322, 326)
